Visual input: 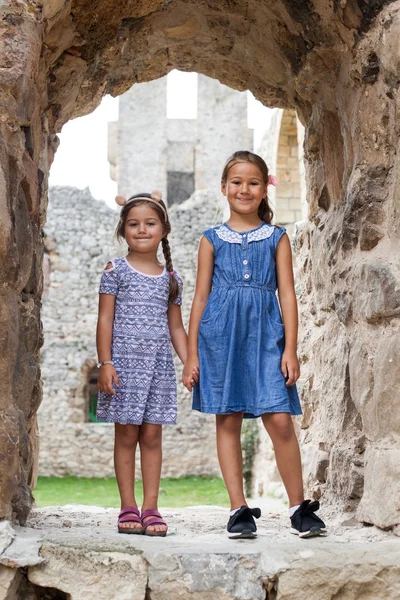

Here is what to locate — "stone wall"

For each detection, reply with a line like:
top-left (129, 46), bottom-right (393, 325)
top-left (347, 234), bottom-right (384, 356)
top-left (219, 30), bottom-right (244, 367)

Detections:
top-left (39, 186), bottom-right (222, 478)
top-left (1, 0), bottom-right (400, 527)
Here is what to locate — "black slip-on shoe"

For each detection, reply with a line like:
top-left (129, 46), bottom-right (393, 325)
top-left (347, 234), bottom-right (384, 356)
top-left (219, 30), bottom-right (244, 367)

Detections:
top-left (290, 500), bottom-right (327, 538)
top-left (227, 505), bottom-right (261, 539)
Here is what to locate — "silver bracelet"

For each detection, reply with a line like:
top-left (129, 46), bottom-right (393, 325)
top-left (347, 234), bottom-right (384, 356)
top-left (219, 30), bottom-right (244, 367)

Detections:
top-left (96, 360), bottom-right (114, 368)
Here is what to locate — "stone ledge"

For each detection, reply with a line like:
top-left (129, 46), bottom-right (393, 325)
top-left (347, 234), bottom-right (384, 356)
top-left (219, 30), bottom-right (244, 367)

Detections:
top-left (1, 506), bottom-right (399, 600)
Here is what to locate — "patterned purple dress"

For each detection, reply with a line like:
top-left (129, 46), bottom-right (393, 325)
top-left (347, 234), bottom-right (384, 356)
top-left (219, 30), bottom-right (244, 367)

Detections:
top-left (97, 257), bottom-right (183, 425)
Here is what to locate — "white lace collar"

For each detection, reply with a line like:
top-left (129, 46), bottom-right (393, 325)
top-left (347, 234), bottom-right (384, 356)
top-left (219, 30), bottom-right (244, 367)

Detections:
top-left (215, 223), bottom-right (275, 244)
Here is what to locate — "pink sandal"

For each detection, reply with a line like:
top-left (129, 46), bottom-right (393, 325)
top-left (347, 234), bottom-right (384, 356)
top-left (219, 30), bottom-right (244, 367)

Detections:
top-left (118, 506), bottom-right (144, 534)
top-left (141, 509), bottom-right (168, 537)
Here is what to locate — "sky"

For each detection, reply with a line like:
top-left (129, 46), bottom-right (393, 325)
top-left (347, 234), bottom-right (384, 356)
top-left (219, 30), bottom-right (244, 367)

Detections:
top-left (49, 71), bottom-right (274, 208)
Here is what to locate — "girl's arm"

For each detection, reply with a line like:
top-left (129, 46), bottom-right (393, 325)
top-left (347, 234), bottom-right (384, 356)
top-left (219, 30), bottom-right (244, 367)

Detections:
top-left (182, 236), bottom-right (214, 390)
top-left (167, 304), bottom-right (188, 364)
top-left (96, 294), bottom-right (120, 395)
top-left (276, 233), bottom-right (300, 386)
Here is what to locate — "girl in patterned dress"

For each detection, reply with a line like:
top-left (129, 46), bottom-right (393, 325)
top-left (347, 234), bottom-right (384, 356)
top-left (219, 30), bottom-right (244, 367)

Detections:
top-left (183, 151), bottom-right (326, 539)
top-left (97, 191), bottom-right (194, 536)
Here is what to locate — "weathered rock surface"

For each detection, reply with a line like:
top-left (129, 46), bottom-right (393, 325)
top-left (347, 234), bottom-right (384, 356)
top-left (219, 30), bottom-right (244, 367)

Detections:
top-left (1, 506), bottom-right (400, 600)
top-left (1, 0), bottom-right (400, 528)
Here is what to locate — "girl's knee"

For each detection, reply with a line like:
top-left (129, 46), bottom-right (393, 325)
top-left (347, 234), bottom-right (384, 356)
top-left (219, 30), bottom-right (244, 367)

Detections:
top-left (216, 412), bottom-right (243, 433)
top-left (263, 413), bottom-right (294, 442)
top-left (115, 423), bottom-right (139, 448)
top-left (139, 424), bottom-right (162, 449)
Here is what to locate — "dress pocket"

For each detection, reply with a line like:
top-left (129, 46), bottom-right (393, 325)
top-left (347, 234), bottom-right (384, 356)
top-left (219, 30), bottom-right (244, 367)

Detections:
top-left (271, 317), bottom-right (285, 328)
top-left (266, 313), bottom-right (285, 341)
top-left (200, 290), bottom-right (230, 325)
top-left (266, 302), bottom-right (285, 328)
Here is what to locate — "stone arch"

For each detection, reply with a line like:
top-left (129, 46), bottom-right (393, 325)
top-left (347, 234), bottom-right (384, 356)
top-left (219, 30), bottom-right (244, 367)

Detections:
top-left (1, 1), bottom-right (400, 528)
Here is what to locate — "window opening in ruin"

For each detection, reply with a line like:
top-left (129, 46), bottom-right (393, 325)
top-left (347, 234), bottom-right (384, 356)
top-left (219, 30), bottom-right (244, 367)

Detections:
top-left (87, 366), bottom-right (101, 423)
top-left (167, 70), bottom-right (198, 119)
top-left (167, 171), bottom-right (195, 205)
top-left (39, 74), bottom-right (304, 484)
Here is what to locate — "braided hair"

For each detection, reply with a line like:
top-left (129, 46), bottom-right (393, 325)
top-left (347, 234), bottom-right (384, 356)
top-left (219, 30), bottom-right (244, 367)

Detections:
top-left (116, 193), bottom-right (180, 303)
top-left (221, 150), bottom-right (274, 224)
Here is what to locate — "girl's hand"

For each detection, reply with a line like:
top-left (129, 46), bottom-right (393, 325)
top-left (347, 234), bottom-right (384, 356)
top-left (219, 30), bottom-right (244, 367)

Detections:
top-left (182, 359), bottom-right (199, 391)
top-left (97, 365), bottom-right (120, 395)
top-left (281, 351), bottom-right (300, 386)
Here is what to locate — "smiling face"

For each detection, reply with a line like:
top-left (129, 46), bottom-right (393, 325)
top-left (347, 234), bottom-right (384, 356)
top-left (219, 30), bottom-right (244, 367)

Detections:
top-left (124, 203), bottom-right (165, 254)
top-left (221, 161), bottom-right (268, 217)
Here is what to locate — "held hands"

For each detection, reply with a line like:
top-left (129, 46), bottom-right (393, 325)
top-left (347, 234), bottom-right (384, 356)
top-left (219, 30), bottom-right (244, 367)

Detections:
top-left (97, 364), bottom-right (120, 395)
top-left (182, 358), bottom-right (200, 392)
top-left (281, 350), bottom-right (300, 386)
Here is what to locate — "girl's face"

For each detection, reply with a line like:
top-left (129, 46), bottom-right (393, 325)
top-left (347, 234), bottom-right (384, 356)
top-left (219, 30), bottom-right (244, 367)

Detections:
top-left (124, 204), bottom-right (165, 254)
top-left (221, 161), bottom-right (268, 217)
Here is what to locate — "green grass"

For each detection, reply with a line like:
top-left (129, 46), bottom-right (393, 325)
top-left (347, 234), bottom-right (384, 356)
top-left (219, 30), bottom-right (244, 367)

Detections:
top-left (33, 475), bottom-right (229, 509)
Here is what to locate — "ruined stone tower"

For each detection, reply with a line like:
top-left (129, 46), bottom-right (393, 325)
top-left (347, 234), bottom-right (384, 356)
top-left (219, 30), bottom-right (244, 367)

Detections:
top-left (108, 74), bottom-right (253, 202)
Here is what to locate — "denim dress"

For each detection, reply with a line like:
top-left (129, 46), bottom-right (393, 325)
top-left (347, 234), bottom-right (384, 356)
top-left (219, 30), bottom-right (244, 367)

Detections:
top-left (192, 222), bottom-right (302, 418)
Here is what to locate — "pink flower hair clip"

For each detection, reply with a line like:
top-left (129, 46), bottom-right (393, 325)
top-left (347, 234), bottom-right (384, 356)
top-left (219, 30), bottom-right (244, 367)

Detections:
top-left (267, 175), bottom-right (278, 186)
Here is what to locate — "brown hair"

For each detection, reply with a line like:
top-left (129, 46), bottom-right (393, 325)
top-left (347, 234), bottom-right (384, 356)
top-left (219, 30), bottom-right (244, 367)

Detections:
top-left (116, 193), bottom-right (180, 303)
top-left (221, 150), bottom-right (274, 224)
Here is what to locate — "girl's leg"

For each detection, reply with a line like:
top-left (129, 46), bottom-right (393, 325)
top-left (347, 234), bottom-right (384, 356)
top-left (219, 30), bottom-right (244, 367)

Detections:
top-left (139, 422), bottom-right (166, 534)
top-left (114, 423), bottom-right (141, 530)
top-left (261, 412), bottom-right (304, 507)
top-left (216, 413), bottom-right (247, 510)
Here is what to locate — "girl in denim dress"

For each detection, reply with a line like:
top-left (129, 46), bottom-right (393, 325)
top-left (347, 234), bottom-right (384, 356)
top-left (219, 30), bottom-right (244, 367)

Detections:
top-left (183, 151), bottom-right (326, 539)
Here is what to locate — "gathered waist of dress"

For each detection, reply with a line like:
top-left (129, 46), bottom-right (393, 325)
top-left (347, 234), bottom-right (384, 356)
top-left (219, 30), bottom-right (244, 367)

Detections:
top-left (213, 283), bottom-right (276, 292)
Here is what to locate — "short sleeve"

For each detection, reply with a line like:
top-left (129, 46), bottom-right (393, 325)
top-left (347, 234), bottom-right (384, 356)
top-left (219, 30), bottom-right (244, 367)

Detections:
top-left (171, 271), bottom-right (183, 305)
top-left (202, 228), bottom-right (214, 245)
top-left (274, 226), bottom-right (287, 250)
top-left (99, 260), bottom-right (119, 295)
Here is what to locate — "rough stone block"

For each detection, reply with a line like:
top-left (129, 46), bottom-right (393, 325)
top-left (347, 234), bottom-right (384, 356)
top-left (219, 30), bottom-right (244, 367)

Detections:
top-left (0, 566), bottom-right (20, 600)
top-left (353, 262), bottom-right (400, 322)
top-left (302, 443), bottom-right (329, 485)
top-left (28, 545), bottom-right (148, 600)
top-left (357, 446), bottom-right (400, 528)
top-left (351, 333), bottom-right (400, 443)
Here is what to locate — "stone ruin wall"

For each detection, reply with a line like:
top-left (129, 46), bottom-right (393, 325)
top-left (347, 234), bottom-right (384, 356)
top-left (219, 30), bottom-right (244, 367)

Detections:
top-left (0, 0), bottom-right (399, 530)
